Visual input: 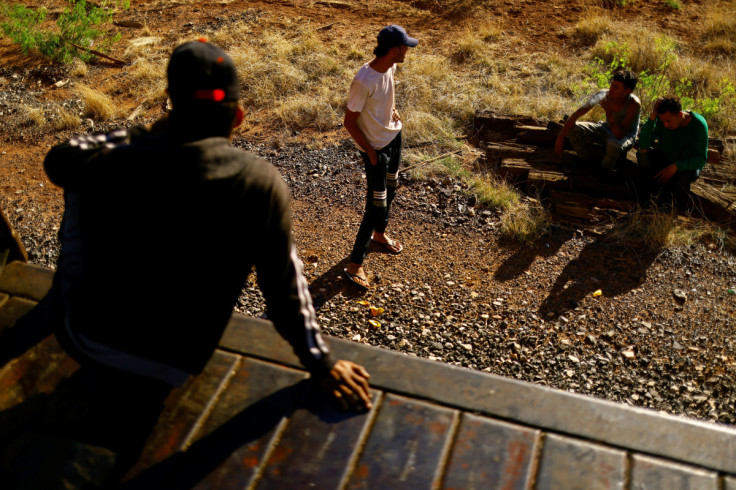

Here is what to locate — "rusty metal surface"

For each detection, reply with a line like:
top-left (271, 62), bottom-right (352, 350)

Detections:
top-left (4, 264), bottom-right (736, 487)
top-left (442, 414), bottom-right (540, 490)
top-left (629, 454), bottom-right (718, 490)
top-left (347, 394), bottom-right (456, 489)
top-left (255, 388), bottom-right (380, 489)
top-left (535, 434), bottom-right (626, 490)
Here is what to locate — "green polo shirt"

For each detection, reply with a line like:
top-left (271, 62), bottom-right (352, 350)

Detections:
top-left (639, 111), bottom-right (708, 172)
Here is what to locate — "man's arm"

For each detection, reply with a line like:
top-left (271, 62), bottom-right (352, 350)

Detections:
top-left (254, 172), bottom-right (372, 410)
top-left (344, 110), bottom-right (378, 166)
top-left (554, 106), bottom-right (592, 157)
top-left (44, 128), bottom-right (139, 190)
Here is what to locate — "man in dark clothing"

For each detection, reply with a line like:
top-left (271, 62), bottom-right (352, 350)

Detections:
top-left (637, 95), bottom-right (709, 205)
top-left (4, 40), bottom-right (371, 487)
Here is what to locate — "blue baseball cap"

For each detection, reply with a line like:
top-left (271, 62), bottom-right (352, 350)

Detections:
top-left (377, 25), bottom-right (418, 49)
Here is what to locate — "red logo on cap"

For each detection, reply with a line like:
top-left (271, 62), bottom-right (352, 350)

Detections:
top-left (194, 89), bottom-right (226, 101)
top-left (198, 37), bottom-right (207, 43)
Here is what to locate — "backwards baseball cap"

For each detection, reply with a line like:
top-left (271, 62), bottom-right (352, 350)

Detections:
top-left (377, 25), bottom-right (418, 49)
top-left (167, 39), bottom-right (240, 106)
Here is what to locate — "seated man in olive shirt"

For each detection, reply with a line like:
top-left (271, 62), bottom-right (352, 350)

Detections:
top-left (637, 96), bottom-right (708, 205)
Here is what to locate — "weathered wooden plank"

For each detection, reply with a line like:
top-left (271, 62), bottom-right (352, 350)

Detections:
top-left (474, 111), bottom-right (545, 133)
top-left (549, 190), bottom-right (637, 212)
top-left (256, 387), bottom-right (380, 489)
top-left (347, 394), bottom-right (456, 489)
top-left (497, 158), bottom-right (531, 183)
top-left (516, 126), bottom-right (557, 147)
top-left (554, 203), bottom-right (600, 221)
top-left (527, 170), bottom-right (569, 194)
top-left (442, 414), bottom-right (539, 490)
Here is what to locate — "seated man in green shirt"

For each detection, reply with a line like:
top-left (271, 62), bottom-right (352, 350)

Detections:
top-left (637, 96), bottom-right (708, 204)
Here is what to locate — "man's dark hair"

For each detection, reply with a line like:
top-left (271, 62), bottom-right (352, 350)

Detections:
top-left (656, 96), bottom-right (682, 115)
top-left (612, 69), bottom-right (638, 91)
top-left (373, 44), bottom-right (391, 57)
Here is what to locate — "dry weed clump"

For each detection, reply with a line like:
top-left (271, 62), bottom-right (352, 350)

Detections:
top-left (52, 104), bottom-right (81, 130)
top-left (453, 21), bottom-right (502, 66)
top-left (471, 174), bottom-right (520, 210)
top-left (590, 30), bottom-right (679, 75)
top-left (500, 198), bottom-right (551, 244)
top-left (571, 13), bottom-right (613, 46)
top-left (609, 206), bottom-right (676, 251)
top-left (76, 84), bottom-right (117, 120)
top-left (69, 59), bottom-right (88, 77)
top-left (21, 105), bottom-right (46, 126)
top-left (273, 92), bottom-right (341, 131)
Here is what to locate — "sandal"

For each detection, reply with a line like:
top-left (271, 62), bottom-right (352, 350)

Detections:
top-left (344, 268), bottom-right (370, 289)
top-left (372, 237), bottom-right (403, 254)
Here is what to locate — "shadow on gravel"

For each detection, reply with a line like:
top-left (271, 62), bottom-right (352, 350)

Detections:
top-left (309, 257), bottom-right (367, 310)
top-left (494, 227), bottom-right (576, 282)
top-left (538, 233), bottom-right (658, 318)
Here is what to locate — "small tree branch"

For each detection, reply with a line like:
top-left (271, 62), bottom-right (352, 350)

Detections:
top-left (68, 41), bottom-right (126, 65)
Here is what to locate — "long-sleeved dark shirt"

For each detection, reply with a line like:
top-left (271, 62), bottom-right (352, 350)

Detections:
top-left (638, 111), bottom-right (708, 172)
top-left (44, 126), bottom-right (333, 385)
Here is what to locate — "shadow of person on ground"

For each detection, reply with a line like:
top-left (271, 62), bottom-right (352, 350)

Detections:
top-left (538, 230), bottom-right (658, 319)
top-left (494, 227), bottom-right (577, 282)
top-left (308, 257), bottom-right (369, 310)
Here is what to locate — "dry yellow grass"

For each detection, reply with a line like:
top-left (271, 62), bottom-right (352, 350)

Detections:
top-left (76, 84), bottom-right (117, 120)
top-left (69, 59), bottom-right (88, 77)
top-left (52, 105), bottom-right (81, 130)
top-left (571, 12), bottom-right (613, 46)
top-left (21, 105), bottom-right (46, 126)
top-left (500, 198), bottom-right (551, 244)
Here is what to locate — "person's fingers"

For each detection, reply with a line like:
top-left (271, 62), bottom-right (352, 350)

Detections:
top-left (352, 363), bottom-right (371, 379)
top-left (332, 388), bottom-right (349, 411)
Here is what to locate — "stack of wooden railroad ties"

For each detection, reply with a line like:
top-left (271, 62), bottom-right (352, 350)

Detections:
top-left (472, 111), bottom-right (736, 232)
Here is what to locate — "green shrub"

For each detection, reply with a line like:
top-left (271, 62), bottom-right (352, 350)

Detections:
top-left (0, 0), bottom-right (128, 63)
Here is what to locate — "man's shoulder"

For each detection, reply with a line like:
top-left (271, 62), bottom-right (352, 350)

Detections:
top-left (690, 111), bottom-right (708, 129)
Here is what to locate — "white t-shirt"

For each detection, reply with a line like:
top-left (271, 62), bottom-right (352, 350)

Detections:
top-left (346, 63), bottom-right (402, 150)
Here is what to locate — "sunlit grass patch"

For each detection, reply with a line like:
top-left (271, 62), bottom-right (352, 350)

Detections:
top-left (52, 104), bottom-right (81, 130)
top-left (273, 92), bottom-right (341, 131)
top-left (609, 205), bottom-right (735, 251)
top-left (500, 197), bottom-right (551, 244)
top-left (69, 59), bottom-right (87, 77)
top-left (76, 84), bottom-right (117, 120)
top-left (470, 173), bottom-right (520, 209)
top-left (21, 105), bottom-right (46, 126)
top-left (571, 13), bottom-right (613, 46)
top-left (453, 21), bottom-right (502, 66)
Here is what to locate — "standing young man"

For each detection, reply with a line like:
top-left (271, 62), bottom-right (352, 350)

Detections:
top-left (555, 70), bottom-right (641, 170)
top-left (343, 25), bottom-right (418, 289)
top-left (637, 96), bottom-right (708, 204)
